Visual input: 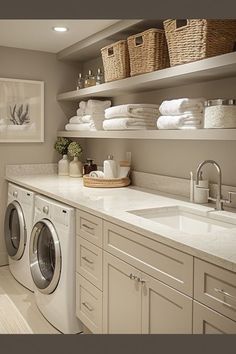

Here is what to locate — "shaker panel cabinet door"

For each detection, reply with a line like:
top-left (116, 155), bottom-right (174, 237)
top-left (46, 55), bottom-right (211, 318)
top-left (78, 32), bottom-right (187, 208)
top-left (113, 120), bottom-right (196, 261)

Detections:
top-left (193, 301), bottom-right (236, 334)
top-left (103, 251), bottom-right (142, 334)
top-left (142, 273), bottom-right (193, 334)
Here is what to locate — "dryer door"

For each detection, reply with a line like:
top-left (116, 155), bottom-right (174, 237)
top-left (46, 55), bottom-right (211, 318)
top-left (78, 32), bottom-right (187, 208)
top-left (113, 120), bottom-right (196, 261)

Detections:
top-left (4, 201), bottom-right (26, 260)
top-left (29, 219), bottom-right (61, 294)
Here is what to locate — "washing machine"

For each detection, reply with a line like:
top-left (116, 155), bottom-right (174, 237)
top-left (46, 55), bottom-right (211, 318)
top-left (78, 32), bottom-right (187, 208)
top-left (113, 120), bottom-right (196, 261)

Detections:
top-left (4, 183), bottom-right (35, 291)
top-left (29, 195), bottom-right (82, 334)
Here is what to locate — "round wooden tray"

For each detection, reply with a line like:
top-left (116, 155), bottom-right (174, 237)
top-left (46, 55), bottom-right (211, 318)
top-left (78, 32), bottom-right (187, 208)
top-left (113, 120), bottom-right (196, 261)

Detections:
top-left (83, 175), bottom-right (131, 188)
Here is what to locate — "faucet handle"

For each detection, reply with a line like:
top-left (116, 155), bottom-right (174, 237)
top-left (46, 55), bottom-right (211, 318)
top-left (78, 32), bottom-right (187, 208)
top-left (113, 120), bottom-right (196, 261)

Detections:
top-left (227, 191), bottom-right (236, 204)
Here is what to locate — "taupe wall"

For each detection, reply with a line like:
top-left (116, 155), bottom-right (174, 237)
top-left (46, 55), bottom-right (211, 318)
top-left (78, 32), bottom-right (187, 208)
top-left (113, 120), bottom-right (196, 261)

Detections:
top-left (82, 56), bottom-right (236, 186)
top-left (0, 46), bottom-right (80, 265)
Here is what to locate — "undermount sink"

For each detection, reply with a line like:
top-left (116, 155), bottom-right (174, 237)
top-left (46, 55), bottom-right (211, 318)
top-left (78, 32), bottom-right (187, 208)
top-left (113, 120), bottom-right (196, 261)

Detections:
top-left (128, 205), bottom-right (236, 234)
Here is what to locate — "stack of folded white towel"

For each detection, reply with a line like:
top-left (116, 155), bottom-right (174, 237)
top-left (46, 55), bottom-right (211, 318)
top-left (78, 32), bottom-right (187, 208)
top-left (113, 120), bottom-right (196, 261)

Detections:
top-left (65, 99), bottom-right (111, 131)
top-left (103, 104), bottom-right (160, 130)
top-left (157, 98), bottom-right (205, 129)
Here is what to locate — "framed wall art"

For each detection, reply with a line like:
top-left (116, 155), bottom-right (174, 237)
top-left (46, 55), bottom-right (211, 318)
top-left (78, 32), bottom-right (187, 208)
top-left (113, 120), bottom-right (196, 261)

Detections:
top-left (0, 78), bottom-right (44, 142)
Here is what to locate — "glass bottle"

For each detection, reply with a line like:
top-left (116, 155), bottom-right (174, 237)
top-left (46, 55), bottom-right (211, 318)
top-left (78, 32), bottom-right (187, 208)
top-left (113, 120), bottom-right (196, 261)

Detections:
top-left (77, 73), bottom-right (84, 90)
top-left (84, 70), bottom-right (96, 88)
top-left (96, 68), bottom-right (104, 85)
top-left (83, 158), bottom-right (97, 175)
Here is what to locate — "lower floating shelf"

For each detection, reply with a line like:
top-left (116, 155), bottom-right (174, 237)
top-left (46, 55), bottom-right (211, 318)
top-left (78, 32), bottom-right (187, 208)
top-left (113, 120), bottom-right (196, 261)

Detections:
top-left (57, 129), bottom-right (236, 141)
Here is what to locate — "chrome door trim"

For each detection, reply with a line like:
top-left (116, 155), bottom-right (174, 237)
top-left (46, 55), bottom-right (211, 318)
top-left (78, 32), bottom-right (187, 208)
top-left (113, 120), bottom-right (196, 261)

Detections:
top-left (29, 219), bottom-right (61, 294)
top-left (4, 201), bottom-right (26, 260)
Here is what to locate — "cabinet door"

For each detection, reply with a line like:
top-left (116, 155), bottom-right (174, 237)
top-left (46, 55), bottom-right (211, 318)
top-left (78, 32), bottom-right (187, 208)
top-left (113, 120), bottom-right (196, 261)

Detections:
top-left (193, 301), bottom-right (236, 334)
top-left (142, 273), bottom-right (192, 334)
top-left (103, 251), bottom-right (142, 334)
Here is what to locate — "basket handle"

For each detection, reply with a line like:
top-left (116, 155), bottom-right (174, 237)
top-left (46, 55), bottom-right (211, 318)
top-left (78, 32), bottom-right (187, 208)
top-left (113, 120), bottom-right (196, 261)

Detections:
top-left (134, 35), bottom-right (144, 47)
top-left (107, 47), bottom-right (114, 57)
top-left (174, 19), bottom-right (190, 31)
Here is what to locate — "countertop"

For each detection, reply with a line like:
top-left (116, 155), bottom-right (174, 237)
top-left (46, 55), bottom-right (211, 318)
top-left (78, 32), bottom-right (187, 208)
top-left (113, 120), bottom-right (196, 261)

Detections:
top-left (6, 174), bottom-right (236, 273)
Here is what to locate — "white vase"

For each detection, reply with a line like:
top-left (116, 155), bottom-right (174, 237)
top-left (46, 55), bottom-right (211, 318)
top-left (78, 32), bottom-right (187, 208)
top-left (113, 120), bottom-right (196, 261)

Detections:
top-left (58, 154), bottom-right (69, 176)
top-left (69, 156), bottom-right (83, 177)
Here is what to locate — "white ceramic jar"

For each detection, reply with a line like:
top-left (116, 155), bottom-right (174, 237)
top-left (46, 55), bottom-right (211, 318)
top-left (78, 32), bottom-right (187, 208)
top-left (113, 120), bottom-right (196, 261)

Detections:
top-left (58, 155), bottom-right (69, 176)
top-left (204, 99), bottom-right (236, 128)
top-left (69, 157), bottom-right (83, 177)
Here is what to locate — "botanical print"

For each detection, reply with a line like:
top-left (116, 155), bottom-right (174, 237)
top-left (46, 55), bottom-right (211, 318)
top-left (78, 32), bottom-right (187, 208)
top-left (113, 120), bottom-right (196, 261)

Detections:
top-left (0, 78), bottom-right (44, 142)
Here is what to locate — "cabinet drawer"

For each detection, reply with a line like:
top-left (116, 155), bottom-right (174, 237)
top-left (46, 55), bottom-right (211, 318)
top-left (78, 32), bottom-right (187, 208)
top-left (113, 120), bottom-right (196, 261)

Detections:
top-left (104, 221), bottom-right (193, 296)
top-left (76, 237), bottom-right (103, 290)
top-left (194, 258), bottom-right (236, 322)
top-left (76, 209), bottom-right (103, 247)
top-left (76, 274), bottom-right (102, 334)
top-left (193, 301), bottom-right (236, 334)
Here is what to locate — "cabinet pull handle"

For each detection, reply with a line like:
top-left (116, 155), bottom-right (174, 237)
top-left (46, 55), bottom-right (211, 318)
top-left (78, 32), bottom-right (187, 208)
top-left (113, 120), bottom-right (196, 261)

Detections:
top-left (82, 256), bottom-right (94, 264)
top-left (139, 278), bottom-right (146, 285)
top-left (82, 223), bottom-right (94, 231)
top-left (129, 273), bottom-right (138, 280)
top-left (214, 288), bottom-right (236, 302)
top-left (82, 301), bottom-right (93, 312)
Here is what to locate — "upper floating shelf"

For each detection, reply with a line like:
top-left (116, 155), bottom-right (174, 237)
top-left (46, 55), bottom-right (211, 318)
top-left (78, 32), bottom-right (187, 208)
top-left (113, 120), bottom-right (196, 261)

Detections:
top-left (57, 52), bottom-right (236, 102)
top-left (57, 129), bottom-right (236, 141)
top-left (57, 19), bottom-right (163, 62)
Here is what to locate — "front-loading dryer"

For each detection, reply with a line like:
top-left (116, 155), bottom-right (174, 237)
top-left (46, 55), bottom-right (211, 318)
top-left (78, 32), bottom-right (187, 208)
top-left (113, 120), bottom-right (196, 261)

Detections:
top-left (29, 195), bottom-right (82, 334)
top-left (4, 183), bottom-right (35, 291)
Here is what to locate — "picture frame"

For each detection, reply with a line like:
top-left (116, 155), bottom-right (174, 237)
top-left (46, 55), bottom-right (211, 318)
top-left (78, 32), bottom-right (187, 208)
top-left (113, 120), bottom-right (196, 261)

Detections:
top-left (0, 78), bottom-right (44, 143)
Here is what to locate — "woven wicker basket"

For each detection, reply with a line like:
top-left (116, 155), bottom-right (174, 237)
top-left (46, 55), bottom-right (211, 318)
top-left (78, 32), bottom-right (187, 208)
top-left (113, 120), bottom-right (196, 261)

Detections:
top-left (164, 19), bottom-right (236, 67)
top-left (127, 28), bottom-right (169, 76)
top-left (83, 175), bottom-right (130, 188)
top-left (101, 40), bottom-right (130, 82)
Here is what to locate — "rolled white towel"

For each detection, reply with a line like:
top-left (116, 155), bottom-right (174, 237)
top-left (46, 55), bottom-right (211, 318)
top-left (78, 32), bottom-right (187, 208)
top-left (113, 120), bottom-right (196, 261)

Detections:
top-left (157, 115), bottom-right (203, 129)
top-left (89, 171), bottom-right (105, 178)
top-left (159, 98), bottom-right (205, 115)
top-left (105, 104), bottom-right (159, 119)
top-left (103, 118), bottom-right (156, 130)
top-left (65, 123), bottom-right (90, 131)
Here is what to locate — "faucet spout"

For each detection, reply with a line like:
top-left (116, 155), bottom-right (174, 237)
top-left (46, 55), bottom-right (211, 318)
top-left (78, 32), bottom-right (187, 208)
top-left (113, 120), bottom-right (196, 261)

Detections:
top-left (196, 160), bottom-right (223, 210)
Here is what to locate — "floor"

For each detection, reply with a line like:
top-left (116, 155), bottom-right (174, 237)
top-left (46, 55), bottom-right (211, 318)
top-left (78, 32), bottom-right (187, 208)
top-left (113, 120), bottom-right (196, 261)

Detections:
top-left (0, 266), bottom-right (59, 334)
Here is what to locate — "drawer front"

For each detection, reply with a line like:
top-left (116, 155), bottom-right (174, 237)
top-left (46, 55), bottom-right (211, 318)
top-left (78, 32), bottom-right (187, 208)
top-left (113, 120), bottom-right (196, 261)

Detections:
top-left (193, 301), bottom-right (236, 334)
top-left (194, 258), bottom-right (236, 322)
top-left (76, 237), bottom-right (103, 290)
top-left (76, 274), bottom-right (103, 334)
top-left (104, 221), bottom-right (193, 296)
top-left (76, 209), bottom-right (103, 247)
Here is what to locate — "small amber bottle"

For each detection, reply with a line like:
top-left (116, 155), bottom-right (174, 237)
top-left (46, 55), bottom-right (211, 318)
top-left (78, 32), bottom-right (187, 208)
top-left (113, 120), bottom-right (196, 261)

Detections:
top-left (83, 158), bottom-right (97, 175)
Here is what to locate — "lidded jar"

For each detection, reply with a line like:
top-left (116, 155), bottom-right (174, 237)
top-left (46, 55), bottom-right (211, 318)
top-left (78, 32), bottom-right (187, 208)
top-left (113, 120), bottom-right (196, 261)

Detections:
top-left (204, 99), bottom-right (236, 128)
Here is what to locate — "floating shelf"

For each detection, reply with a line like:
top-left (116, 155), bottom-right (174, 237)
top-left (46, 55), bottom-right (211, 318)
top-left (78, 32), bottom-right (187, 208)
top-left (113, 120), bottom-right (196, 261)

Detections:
top-left (57, 129), bottom-right (236, 141)
top-left (57, 52), bottom-right (236, 102)
top-left (57, 20), bottom-right (163, 62)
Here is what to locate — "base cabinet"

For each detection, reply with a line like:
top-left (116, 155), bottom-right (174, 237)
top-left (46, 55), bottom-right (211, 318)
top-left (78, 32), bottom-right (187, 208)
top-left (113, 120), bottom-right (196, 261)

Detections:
top-left (142, 273), bottom-right (192, 334)
top-left (103, 251), bottom-right (193, 334)
top-left (193, 301), bottom-right (236, 334)
top-left (103, 251), bottom-right (142, 334)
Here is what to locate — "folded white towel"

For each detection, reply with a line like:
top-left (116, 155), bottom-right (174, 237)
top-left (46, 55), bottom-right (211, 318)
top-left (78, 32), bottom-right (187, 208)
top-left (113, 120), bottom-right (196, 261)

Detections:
top-left (105, 104), bottom-right (159, 119)
top-left (159, 98), bottom-right (205, 116)
top-left (65, 123), bottom-right (91, 131)
top-left (157, 115), bottom-right (203, 129)
top-left (85, 99), bottom-right (111, 114)
top-left (76, 108), bottom-right (86, 116)
top-left (103, 118), bottom-right (156, 130)
top-left (69, 115), bottom-right (90, 124)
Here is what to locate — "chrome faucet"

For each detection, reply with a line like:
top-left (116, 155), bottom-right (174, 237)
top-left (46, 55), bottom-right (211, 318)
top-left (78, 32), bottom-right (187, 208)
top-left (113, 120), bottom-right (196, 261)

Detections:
top-left (196, 160), bottom-right (224, 210)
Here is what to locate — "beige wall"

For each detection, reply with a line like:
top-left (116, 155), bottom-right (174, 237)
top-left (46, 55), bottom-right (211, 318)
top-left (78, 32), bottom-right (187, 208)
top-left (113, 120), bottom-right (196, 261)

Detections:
top-left (82, 56), bottom-right (236, 187)
top-left (0, 46), bottom-right (80, 265)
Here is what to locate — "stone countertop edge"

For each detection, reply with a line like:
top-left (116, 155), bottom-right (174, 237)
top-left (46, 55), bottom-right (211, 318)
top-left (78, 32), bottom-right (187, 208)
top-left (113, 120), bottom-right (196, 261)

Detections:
top-left (5, 174), bottom-right (236, 274)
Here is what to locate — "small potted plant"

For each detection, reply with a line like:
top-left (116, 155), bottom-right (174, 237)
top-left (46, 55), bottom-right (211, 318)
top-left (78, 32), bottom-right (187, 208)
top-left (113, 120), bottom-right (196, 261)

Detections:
top-left (67, 141), bottom-right (83, 177)
top-left (54, 137), bottom-right (72, 176)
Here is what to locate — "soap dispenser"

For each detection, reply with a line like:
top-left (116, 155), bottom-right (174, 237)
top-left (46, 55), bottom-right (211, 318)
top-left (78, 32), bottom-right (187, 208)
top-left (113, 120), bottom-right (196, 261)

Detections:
top-left (104, 155), bottom-right (117, 179)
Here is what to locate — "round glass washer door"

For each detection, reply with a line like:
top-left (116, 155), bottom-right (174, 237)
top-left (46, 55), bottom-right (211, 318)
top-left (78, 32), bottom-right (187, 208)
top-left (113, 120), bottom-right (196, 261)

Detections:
top-left (4, 201), bottom-right (26, 260)
top-left (29, 219), bottom-right (61, 294)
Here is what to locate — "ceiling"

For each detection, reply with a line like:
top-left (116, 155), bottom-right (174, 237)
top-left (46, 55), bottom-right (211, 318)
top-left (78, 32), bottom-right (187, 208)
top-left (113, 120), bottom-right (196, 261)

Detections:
top-left (0, 20), bottom-right (120, 53)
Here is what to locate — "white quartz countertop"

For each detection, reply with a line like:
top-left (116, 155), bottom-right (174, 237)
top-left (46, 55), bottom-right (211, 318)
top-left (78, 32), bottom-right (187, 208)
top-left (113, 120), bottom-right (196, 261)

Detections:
top-left (6, 174), bottom-right (236, 272)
